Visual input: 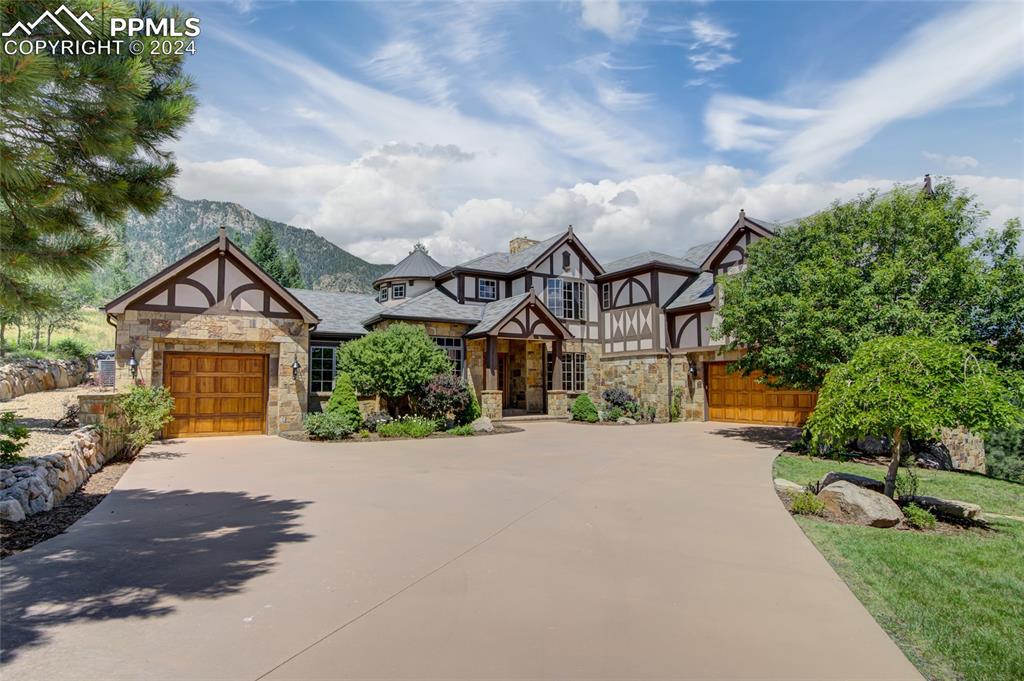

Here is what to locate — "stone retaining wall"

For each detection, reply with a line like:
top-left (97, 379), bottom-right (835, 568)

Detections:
top-left (0, 425), bottom-right (121, 522)
top-left (0, 358), bottom-right (88, 401)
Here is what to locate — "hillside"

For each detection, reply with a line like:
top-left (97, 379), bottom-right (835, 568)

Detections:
top-left (93, 196), bottom-right (391, 296)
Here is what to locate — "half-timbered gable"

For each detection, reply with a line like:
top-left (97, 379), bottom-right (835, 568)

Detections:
top-left (700, 210), bottom-right (776, 276)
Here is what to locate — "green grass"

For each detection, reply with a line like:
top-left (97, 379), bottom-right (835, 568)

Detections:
top-left (775, 455), bottom-right (1024, 517)
top-left (776, 455), bottom-right (1024, 681)
top-left (1, 309), bottom-right (113, 363)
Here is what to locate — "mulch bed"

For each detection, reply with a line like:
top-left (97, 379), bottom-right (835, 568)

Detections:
top-left (0, 461), bottom-right (130, 559)
top-left (281, 423), bottom-right (523, 444)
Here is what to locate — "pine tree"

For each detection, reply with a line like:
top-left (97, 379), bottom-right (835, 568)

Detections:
top-left (282, 250), bottom-right (304, 288)
top-left (249, 224), bottom-right (285, 281)
top-left (0, 1), bottom-right (197, 312)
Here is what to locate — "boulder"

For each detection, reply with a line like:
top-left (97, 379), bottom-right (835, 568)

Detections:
top-left (913, 441), bottom-right (954, 471)
top-left (0, 498), bottom-right (25, 522)
top-left (471, 416), bottom-right (494, 433)
top-left (616, 417), bottom-right (637, 425)
top-left (774, 478), bottom-right (805, 496)
top-left (820, 471), bottom-right (885, 494)
top-left (907, 495), bottom-right (982, 521)
top-left (817, 481), bottom-right (902, 528)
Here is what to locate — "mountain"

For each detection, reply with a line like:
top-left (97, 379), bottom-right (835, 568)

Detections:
top-left (95, 196), bottom-right (391, 296)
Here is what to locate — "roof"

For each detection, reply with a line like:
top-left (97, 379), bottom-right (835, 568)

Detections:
top-left (601, 250), bottom-right (700, 276)
top-left (467, 293), bottom-right (531, 335)
top-left (678, 241), bottom-right (719, 267)
top-left (288, 289), bottom-right (381, 336)
top-left (361, 288), bottom-right (485, 326)
top-left (374, 244), bottom-right (446, 284)
top-left (455, 233), bottom-right (564, 274)
top-left (665, 272), bottom-right (715, 311)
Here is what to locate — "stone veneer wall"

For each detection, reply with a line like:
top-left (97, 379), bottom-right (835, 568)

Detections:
top-left (940, 426), bottom-right (986, 474)
top-left (0, 358), bottom-right (88, 401)
top-left (115, 310), bottom-right (309, 434)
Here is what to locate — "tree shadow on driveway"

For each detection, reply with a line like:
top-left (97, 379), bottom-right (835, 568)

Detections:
top-left (0, 488), bottom-right (311, 662)
top-left (708, 425), bottom-right (801, 450)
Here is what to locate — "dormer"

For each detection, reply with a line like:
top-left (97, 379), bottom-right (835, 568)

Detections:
top-left (373, 243), bottom-right (446, 306)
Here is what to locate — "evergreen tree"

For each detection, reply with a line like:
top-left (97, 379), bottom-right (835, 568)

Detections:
top-left (282, 250), bottom-right (304, 288)
top-left (249, 224), bottom-right (285, 281)
top-left (0, 1), bottom-right (197, 312)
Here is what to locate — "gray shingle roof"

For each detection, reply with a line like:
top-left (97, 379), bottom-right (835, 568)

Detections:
top-left (678, 240), bottom-right (719, 267)
top-left (363, 288), bottom-right (484, 325)
top-left (288, 289), bottom-right (382, 336)
top-left (467, 292), bottom-right (531, 335)
top-left (602, 250), bottom-right (699, 275)
top-left (374, 245), bottom-right (447, 284)
top-left (455, 233), bottom-right (563, 273)
top-left (665, 272), bottom-right (715, 310)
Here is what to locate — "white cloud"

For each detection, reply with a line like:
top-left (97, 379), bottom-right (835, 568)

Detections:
top-left (580, 0), bottom-right (645, 42)
top-left (705, 95), bottom-right (819, 152)
top-left (922, 151), bottom-right (979, 171)
top-left (717, 2), bottom-right (1024, 181)
top-left (364, 41), bottom-right (453, 106)
top-left (688, 16), bottom-right (738, 75)
top-left (596, 82), bottom-right (654, 111)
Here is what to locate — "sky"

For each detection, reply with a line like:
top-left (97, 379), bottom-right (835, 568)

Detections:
top-left (172, 0), bottom-right (1024, 265)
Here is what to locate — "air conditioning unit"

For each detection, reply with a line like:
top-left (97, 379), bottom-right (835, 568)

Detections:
top-left (98, 359), bottom-right (116, 387)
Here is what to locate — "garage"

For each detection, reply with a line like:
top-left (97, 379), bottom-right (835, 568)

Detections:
top-left (165, 353), bottom-right (268, 437)
top-left (706, 362), bottom-right (816, 426)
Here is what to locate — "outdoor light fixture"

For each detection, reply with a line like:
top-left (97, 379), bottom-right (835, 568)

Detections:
top-left (687, 354), bottom-right (698, 377)
top-left (128, 349), bottom-right (139, 380)
top-left (291, 357), bottom-right (300, 381)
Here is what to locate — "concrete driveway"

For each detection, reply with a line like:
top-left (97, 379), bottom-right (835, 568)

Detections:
top-left (1, 422), bottom-right (920, 680)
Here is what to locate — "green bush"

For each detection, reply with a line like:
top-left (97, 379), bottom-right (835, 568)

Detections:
top-left (418, 373), bottom-right (472, 424)
top-left (987, 426), bottom-right (1024, 482)
top-left (0, 411), bottom-right (29, 467)
top-left (903, 502), bottom-right (937, 530)
top-left (303, 412), bottom-right (354, 440)
top-left (377, 416), bottom-right (437, 438)
top-left (571, 393), bottom-right (599, 423)
top-left (324, 372), bottom-right (363, 431)
top-left (606, 406), bottom-right (623, 422)
top-left (460, 386), bottom-right (481, 425)
top-left (114, 385), bottom-right (175, 458)
top-left (791, 491), bottom-right (826, 516)
top-left (53, 338), bottom-right (91, 361)
top-left (446, 424), bottom-right (475, 436)
top-left (363, 410), bottom-right (393, 432)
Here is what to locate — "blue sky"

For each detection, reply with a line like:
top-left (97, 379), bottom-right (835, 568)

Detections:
top-left (172, 0), bottom-right (1024, 264)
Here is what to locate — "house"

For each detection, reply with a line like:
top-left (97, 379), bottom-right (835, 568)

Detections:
top-left (104, 213), bottom-right (819, 437)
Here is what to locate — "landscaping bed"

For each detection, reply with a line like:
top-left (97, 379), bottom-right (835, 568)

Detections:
top-left (774, 453), bottom-right (1024, 681)
top-left (285, 422), bottom-right (522, 443)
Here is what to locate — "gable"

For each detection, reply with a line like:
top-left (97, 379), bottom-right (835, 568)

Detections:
top-left (701, 213), bottom-right (774, 274)
top-left (526, 231), bottom-right (603, 279)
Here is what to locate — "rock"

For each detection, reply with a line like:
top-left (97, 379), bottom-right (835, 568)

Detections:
top-left (817, 481), bottom-right (903, 528)
top-left (774, 478), bottom-right (805, 496)
top-left (907, 495), bottom-right (982, 521)
top-left (0, 499), bottom-right (25, 522)
top-left (913, 441), bottom-right (953, 471)
top-left (616, 417), bottom-right (637, 425)
top-left (855, 435), bottom-right (909, 456)
top-left (471, 416), bottom-right (494, 433)
top-left (820, 471), bottom-right (885, 494)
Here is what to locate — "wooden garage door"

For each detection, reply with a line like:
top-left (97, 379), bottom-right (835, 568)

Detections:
top-left (706, 362), bottom-right (816, 426)
top-left (165, 353), bottom-right (267, 437)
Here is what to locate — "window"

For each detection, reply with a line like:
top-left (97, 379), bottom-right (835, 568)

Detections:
top-left (378, 286), bottom-right (389, 302)
top-left (546, 351), bottom-right (586, 392)
top-left (601, 282), bottom-right (611, 309)
top-left (562, 251), bottom-right (571, 270)
top-left (310, 345), bottom-right (337, 393)
top-left (546, 279), bottom-right (585, 320)
top-left (433, 337), bottom-right (464, 376)
top-left (478, 278), bottom-right (497, 300)
top-left (392, 283), bottom-right (406, 299)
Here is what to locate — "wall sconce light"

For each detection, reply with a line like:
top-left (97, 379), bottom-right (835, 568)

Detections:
top-left (687, 354), bottom-right (698, 377)
top-left (128, 349), bottom-right (139, 381)
top-left (291, 357), bottom-right (300, 381)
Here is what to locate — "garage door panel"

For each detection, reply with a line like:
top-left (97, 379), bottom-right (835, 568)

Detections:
top-left (164, 352), bottom-right (267, 437)
top-left (707, 362), bottom-right (816, 426)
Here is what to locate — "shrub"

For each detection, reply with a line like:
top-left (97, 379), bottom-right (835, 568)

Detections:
top-left (114, 385), bottom-right (175, 458)
top-left (303, 412), bottom-right (354, 440)
top-left (791, 491), bottom-right (826, 516)
top-left (418, 373), bottom-right (472, 424)
top-left (903, 503), bottom-right (937, 530)
top-left (446, 424), bottom-right (475, 436)
top-left (0, 411), bottom-right (29, 467)
top-left (671, 388), bottom-right (683, 422)
top-left (363, 410), bottom-right (393, 433)
top-left (53, 338), bottom-right (91, 361)
top-left (460, 385), bottom-right (482, 424)
top-left (324, 372), bottom-right (363, 431)
top-left (571, 394), bottom-right (599, 423)
top-left (986, 426), bottom-right (1024, 482)
top-left (377, 415), bottom-right (437, 438)
top-left (602, 387), bottom-right (636, 409)
top-left (606, 406), bottom-right (623, 422)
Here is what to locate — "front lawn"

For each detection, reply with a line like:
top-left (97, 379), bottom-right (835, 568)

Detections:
top-left (775, 455), bottom-right (1024, 681)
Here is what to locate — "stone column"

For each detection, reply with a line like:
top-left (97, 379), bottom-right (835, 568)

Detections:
top-left (484, 335), bottom-right (497, 390)
top-left (480, 390), bottom-right (503, 420)
top-left (546, 390), bottom-right (568, 418)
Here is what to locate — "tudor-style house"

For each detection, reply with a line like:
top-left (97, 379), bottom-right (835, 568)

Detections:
top-left (104, 211), bottom-right (819, 437)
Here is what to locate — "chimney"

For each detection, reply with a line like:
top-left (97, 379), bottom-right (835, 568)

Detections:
top-left (922, 174), bottom-right (934, 197)
top-left (509, 236), bottom-right (539, 254)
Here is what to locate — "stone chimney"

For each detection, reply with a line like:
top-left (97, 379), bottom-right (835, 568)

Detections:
top-left (509, 236), bottom-right (539, 254)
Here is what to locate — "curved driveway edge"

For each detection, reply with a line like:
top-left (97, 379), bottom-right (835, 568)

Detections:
top-left (1, 422), bottom-right (921, 680)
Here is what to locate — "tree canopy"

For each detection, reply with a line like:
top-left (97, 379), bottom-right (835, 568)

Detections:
top-left (716, 180), bottom-right (1023, 390)
top-left (1, 0), bottom-right (197, 312)
top-left (806, 336), bottom-right (1023, 496)
top-left (249, 224), bottom-right (286, 282)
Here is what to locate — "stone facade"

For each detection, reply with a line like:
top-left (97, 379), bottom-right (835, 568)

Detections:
top-left (546, 390), bottom-right (568, 418)
top-left (0, 358), bottom-right (88, 401)
top-left (114, 310), bottom-right (309, 435)
top-left (940, 426), bottom-right (986, 474)
top-left (480, 390), bottom-right (502, 420)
